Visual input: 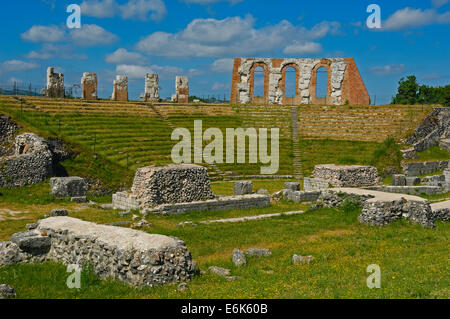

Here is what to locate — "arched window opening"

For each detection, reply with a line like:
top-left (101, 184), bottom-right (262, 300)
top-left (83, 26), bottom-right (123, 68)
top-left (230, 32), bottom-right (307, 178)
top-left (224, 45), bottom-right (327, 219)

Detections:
top-left (284, 67), bottom-right (296, 98)
top-left (253, 66), bottom-right (265, 97)
top-left (316, 67), bottom-right (327, 98)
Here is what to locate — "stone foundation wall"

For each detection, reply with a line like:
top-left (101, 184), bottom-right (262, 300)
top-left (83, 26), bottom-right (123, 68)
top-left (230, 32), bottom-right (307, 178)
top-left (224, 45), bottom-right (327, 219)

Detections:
top-left (131, 164), bottom-right (215, 210)
top-left (112, 191), bottom-right (140, 210)
top-left (313, 164), bottom-right (379, 187)
top-left (0, 217), bottom-right (195, 287)
top-left (283, 189), bottom-right (321, 202)
top-left (230, 57), bottom-right (370, 105)
top-left (303, 177), bottom-right (330, 191)
top-left (365, 186), bottom-right (443, 196)
top-left (81, 73), bottom-right (98, 100)
top-left (151, 194), bottom-right (271, 215)
top-left (402, 160), bottom-right (449, 176)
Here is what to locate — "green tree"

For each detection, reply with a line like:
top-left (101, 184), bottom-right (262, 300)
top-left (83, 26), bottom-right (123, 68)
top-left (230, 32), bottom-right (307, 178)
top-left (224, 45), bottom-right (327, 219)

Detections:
top-left (392, 75), bottom-right (419, 104)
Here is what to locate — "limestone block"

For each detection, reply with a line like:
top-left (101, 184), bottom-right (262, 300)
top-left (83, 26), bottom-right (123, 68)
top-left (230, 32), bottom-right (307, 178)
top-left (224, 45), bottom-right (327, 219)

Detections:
top-left (234, 181), bottom-right (253, 195)
top-left (50, 177), bottom-right (86, 197)
top-left (284, 182), bottom-right (300, 191)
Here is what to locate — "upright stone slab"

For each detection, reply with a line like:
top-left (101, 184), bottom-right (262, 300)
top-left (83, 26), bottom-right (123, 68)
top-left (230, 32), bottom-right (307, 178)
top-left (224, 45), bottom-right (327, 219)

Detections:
top-left (313, 164), bottom-right (379, 187)
top-left (112, 75), bottom-right (128, 101)
top-left (234, 181), bottom-right (252, 195)
top-left (50, 177), bottom-right (86, 197)
top-left (46, 67), bottom-right (64, 98)
top-left (303, 177), bottom-right (329, 191)
top-left (81, 72), bottom-right (98, 100)
top-left (392, 174), bottom-right (406, 186)
top-left (131, 164), bottom-right (215, 210)
top-left (175, 76), bottom-right (189, 103)
top-left (284, 182), bottom-right (300, 191)
top-left (144, 73), bottom-right (159, 102)
top-left (445, 169), bottom-right (450, 190)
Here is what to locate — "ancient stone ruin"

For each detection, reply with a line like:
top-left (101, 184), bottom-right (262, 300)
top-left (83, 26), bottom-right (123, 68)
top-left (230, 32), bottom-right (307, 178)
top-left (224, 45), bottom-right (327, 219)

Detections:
top-left (45, 67), bottom-right (65, 98)
top-left (81, 72), bottom-right (98, 100)
top-left (0, 133), bottom-right (53, 188)
top-left (402, 107), bottom-right (450, 159)
top-left (0, 115), bottom-right (19, 157)
top-left (230, 58), bottom-right (370, 105)
top-left (113, 164), bottom-right (270, 215)
top-left (143, 73), bottom-right (159, 102)
top-left (0, 217), bottom-right (195, 286)
top-left (312, 164), bottom-right (379, 187)
top-left (173, 76), bottom-right (189, 103)
top-left (111, 75), bottom-right (128, 101)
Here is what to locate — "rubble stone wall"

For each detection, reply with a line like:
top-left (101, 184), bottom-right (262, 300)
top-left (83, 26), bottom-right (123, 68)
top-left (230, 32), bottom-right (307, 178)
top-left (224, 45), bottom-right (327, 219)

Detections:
top-left (144, 73), bottom-right (159, 102)
top-left (312, 164), bottom-right (379, 187)
top-left (175, 76), bottom-right (189, 103)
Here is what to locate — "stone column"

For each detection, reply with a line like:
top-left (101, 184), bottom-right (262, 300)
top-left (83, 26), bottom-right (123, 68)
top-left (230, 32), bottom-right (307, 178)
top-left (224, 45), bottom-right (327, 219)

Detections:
top-left (46, 67), bottom-right (65, 98)
top-left (81, 72), bottom-right (98, 100)
top-left (143, 73), bottom-right (159, 102)
top-left (175, 76), bottom-right (189, 103)
top-left (112, 75), bottom-right (128, 101)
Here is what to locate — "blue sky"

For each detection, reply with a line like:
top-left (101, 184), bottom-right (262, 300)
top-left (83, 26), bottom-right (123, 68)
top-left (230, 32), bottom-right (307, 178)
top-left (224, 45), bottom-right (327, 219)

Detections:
top-left (0, 0), bottom-right (449, 103)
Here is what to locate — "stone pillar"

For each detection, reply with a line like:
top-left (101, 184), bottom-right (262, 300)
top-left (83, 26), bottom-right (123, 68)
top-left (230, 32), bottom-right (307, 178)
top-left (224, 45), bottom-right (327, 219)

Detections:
top-left (143, 73), bottom-right (159, 102)
top-left (46, 67), bottom-right (65, 98)
top-left (175, 76), bottom-right (189, 103)
top-left (112, 75), bottom-right (128, 101)
top-left (81, 72), bottom-right (98, 100)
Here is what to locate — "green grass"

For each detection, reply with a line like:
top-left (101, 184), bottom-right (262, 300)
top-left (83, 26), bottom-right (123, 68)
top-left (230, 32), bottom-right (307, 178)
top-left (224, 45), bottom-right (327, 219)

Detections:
top-left (0, 181), bottom-right (71, 205)
top-left (408, 145), bottom-right (450, 162)
top-left (0, 202), bottom-right (448, 299)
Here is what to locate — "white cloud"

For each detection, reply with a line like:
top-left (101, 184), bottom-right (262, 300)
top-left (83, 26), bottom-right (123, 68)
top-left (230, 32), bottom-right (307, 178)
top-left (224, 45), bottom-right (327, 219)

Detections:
top-left (432, 0), bottom-right (448, 8)
top-left (70, 24), bottom-right (119, 46)
top-left (283, 41), bottom-right (322, 55)
top-left (116, 64), bottom-right (184, 80)
top-left (0, 60), bottom-right (40, 73)
top-left (212, 82), bottom-right (229, 90)
top-left (23, 51), bottom-right (53, 60)
top-left (21, 25), bottom-right (65, 43)
top-left (106, 48), bottom-right (146, 64)
top-left (383, 7), bottom-right (450, 30)
top-left (80, 0), bottom-right (167, 21)
top-left (211, 58), bottom-right (234, 72)
top-left (38, 44), bottom-right (89, 60)
top-left (136, 15), bottom-right (340, 58)
top-left (369, 64), bottom-right (406, 75)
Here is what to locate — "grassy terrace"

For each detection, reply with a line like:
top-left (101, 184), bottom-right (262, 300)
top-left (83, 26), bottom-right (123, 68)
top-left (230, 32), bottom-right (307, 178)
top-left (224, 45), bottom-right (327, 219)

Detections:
top-left (0, 179), bottom-right (448, 299)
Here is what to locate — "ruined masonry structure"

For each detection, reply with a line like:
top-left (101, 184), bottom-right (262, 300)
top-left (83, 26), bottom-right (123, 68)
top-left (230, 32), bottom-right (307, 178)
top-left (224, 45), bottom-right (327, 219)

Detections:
top-left (230, 58), bottom-right (370, 105)
top-left (0, 217), bottom-right (195, 287)
top-left (144, 73), bottom-right (159, 102)
top-left (46, 67), bottom-right (64, 98)
top-left (112, 75), bottom-right (128, 101)
top-left (81, 72), bottom-right (98, 100)
top-left (174, 76), bottom-right (189, 103)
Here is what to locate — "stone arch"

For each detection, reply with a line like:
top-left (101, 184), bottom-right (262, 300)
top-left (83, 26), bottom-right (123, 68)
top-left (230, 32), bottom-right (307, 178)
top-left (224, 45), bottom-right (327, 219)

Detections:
top-left (310, 60), bottom-right (332, 104)
top-left (281, 63), bottom-right (300, 105)
top-left (249, 62), bottom-right (269, 104)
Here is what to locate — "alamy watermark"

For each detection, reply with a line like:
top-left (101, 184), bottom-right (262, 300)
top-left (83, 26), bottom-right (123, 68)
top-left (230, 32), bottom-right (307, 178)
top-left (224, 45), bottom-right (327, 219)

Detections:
top-left (171, 120), bottom-right (280, 175)
top-left (67, 4), bottom-right (81, 29)
top-left (366, 4), bottom-right (381, 29)
top-left (366, 264), bottom-right (381, 289)
top-left (66, 264), bottom-right (82, 289)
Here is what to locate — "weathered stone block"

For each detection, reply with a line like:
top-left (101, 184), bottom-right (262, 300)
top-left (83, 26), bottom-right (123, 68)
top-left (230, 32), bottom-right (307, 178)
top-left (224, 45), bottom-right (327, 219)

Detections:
top-left (46, 67), bottom-right (64, 98)
top-left (303, 177), bottom-right (329, 191)
top-left (112, 75), bottom-right (128, 101)
top-left (50, 177), bottom-right (86, 197)
top-left (284, 182), bottom-right (300, 191)
top-left (313, 164), bottom-right (379, 187)
top-left (131, 164), bottom-right (215, 210)
top-left (392, 174), bottom-right (406, 186)
top-left (234, 181), bottom-right (253, 195)
top-left (439, 139), bottom-right (450, 152)
top-left (143, 73), bottom-right (159, 102)
top-left (232, 249), bottom-right (246, 267)
top-left (81, 72), bottom-right (98, 100)
top-left (0, 284), bottom-right (16, 299)
top-left (405, 176), bottom-right (421, 186)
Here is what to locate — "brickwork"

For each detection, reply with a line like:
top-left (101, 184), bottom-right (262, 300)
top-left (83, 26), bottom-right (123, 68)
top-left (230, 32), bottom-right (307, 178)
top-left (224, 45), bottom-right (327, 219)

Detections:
top-left (46, 67), bottom-right (64, 98)
top-left (81, 72), bottom-right (98, 100)
top-left (230, 57), bottom-right (370, 105)
top-left (144, 73), bottom-right (159, 102)
top-left (175, 76), bottom-right (189, 103)
top-left (112, 75), bottom-right (128, 101)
